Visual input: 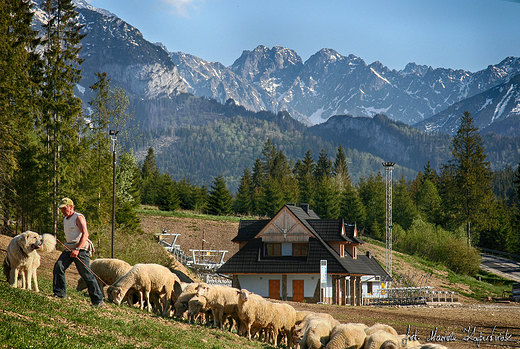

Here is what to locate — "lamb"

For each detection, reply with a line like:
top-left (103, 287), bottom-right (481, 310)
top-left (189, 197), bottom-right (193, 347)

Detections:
top-left (365, 323), bottom-right (398, 337)
top-left (107, 263), bottom-right (181, 316)
top-left (76, 258), bottom-right (132, 293)
top-left (364, 330), bottom-right (399, 349)
top-left (195, 283), bottom-right (241, 330)
top-left (294, 313), bottom-right (340, 349)
top-left (173, 282), bottom-right (201, 318)
top-left (324, 323), bottom-right (368, 349)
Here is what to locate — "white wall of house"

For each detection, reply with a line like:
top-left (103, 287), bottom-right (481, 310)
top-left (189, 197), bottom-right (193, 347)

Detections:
top-left (237, 274), bottom-right (327, 298)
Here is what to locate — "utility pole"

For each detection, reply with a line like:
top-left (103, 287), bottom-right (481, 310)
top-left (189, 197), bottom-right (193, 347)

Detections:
top-left (109, 129), bottom-right (119, 258)
top-left (382, 162), bottom-right (395, 280)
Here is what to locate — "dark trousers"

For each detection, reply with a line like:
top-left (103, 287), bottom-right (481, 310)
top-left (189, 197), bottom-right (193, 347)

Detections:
top-left (53, 249), bottom-right (104, 305)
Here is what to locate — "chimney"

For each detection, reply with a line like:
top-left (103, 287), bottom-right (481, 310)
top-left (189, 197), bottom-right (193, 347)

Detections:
top-left (287, 203), bottom-right (296, 206)
top-left (366, 251), bottom-right (372, 258)
top-left (300, 203), bottom-right (309, 214)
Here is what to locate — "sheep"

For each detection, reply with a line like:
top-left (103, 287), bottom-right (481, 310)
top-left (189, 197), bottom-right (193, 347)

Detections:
top-left (324, 323), bottom-right (368, 349)
top-left (294, 313), bottom-right (340, 349)
top-left (364, 330), bottom-right (399, 349)
top-left (76, 258), bottom-right (132, 293)
top-left (269, 302), bottom-right (297, 348)
top-left (236, 289), bottom-right (278, 342)
top-left (188, 294), bottom-right (212, 325)
top-left (107, 263), bottom-right (180, 316)
top-left (173, 282), bottom-right (201, 319)
top-left (195, 283), bottom-right (241, 330)
top-left (365, 323), bottom-right (398, 337)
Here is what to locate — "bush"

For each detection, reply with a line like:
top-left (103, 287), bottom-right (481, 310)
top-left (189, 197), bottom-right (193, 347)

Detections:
top-left (396, 218), bottom-right (481, 276)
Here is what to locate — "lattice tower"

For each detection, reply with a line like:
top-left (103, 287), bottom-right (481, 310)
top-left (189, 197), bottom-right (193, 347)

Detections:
top-left (382, 162), bottom-right (395, 279)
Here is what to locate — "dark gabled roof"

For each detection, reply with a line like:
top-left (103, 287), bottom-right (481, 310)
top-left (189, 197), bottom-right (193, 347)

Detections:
top-left (306, 219), bottom-right (355, 242)
top-left (232, 220), bottom-right (270, 242)
top-left (217, 237), bottom-right (376, 275)
top-left (358, 254), bottom-right (392, 282)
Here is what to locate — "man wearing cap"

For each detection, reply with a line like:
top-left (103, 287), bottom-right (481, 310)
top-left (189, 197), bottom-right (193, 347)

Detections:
top-left (53, 197), bottom-right (105, 307)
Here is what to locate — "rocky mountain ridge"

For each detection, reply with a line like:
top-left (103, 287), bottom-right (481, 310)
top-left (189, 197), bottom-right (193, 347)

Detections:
top-left (171, 45), bottom-right (520, 131)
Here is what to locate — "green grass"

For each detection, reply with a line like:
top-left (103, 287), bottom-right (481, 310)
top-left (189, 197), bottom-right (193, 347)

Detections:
top-left (0, 273), bottom-right (273, 349)
top-left (136, 206), bottom-right (262, 223)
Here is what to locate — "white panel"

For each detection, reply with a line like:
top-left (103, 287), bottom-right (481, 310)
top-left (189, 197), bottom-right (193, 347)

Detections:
top-left (282, 242), bottom-right (292, 256)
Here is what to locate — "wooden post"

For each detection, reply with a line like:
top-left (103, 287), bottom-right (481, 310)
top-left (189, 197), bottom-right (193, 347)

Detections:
top-left (350, 277), bottom-right (356, 306)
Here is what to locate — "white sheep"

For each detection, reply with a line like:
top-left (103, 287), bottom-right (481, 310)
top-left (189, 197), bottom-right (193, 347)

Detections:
top-left (76, 258), bottom-right (132, 293)
top-left (107, 263), bottom-right (180, 316)
top-left (324, 323), bottom-right (368, 349)
top-left (173, 282), bottom-right (201, 318)
top-left (188, 294), bottom-right (212, 324)
top-left (269, 302), bottom-right (297, 347)
top-left (236, 289), bottom-right (278, 342)
top-left (365, 330), bottom-right (399, 349)
top-left (294, 313), bottom-right (340, 349)
top-left (365, 323), bottom-right (398, 337)
top-left (196, 283), bottom-right (241, 330)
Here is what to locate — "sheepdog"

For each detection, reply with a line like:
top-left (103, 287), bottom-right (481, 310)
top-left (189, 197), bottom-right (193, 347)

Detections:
top-left (3, 231), bottom-right (56, 292)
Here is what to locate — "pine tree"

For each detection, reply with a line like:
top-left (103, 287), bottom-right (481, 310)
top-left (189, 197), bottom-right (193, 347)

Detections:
top-left (0, 0), bottom-right (41, 231)
top-left (340, 184), bottom-right (366, 227)
top-left (314, 177), bottom-right (340, 219)
top-left (294, 150), bottom-right (316, 207)
top-left (314, 149), bottom-right (333, 183)
top-left (393, 176), bottom-right (419, 231)
top-left (141, 147), bottom-right (160, 205)
top-left (332, 145), bottom-right (351, 192)
top-left (37, 0), bottom-right (86, 234)
top-left (415, 179), bottom-right (442, 224)
top-left (157, 174), bottom-right (180, 212)
top-left (439, 111), bottom-right (495, 245)
top-left (207, 174), bottom-right (233, 216)
top-left (357, 173), bottom-right (386, 239)
top-left (234, 167), bottom-right (254, 215)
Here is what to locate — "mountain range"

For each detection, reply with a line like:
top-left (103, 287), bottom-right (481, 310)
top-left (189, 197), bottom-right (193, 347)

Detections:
top-left (27, 1), bottom-right (520, 189)
top-left (31, 1), bottom-right (520, 136)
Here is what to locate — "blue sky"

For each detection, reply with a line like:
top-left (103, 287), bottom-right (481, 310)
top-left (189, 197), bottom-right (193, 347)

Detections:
top-left (87, 0), bottom-right (520, 72)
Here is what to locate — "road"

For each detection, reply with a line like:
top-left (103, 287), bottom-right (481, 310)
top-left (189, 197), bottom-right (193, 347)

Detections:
top-left (480, 253), bottom-right (520, 283)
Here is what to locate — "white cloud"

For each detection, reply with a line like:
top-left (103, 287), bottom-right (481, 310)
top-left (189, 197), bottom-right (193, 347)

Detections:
top-left (159, 0), bottom-right (200, 17)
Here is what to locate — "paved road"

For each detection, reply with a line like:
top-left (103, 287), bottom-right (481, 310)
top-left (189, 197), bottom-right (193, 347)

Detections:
top-left (480, 253), bottom-right (520, 283)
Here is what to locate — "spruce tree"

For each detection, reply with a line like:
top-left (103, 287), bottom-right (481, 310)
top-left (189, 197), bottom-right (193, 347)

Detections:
top-left (357, 173), bottom-right (386, 239)
top-left (332, 145), bottom-right (351, 192)
top-left (340, 184), bottom-right (366, 227)
top-left (157, 174), bottom-right (180, 212)
top-left (393, 176), bottom-right (419, 231)
top-left (38, 0), bottom-right (86, 234)
top-left (440, 111), bottom-right (495, 245)
top-left (234, 167), bottom-right (254, 215)
top-left (314, 177), bottom-right (340, 219)
top-left (314, 149), bottom-right (333, 183)
top-left (294, 150), bottom-right (316, 207)
top-left (0, 0), bottom-right (41, 231)
top-left (141, 147), bottom-right (160, 205)
top-left (207, 174), bottom-right (233, 216)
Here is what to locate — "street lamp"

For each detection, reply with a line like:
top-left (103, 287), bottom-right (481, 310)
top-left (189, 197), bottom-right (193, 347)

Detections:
top-left (109, 129), bottom-right (119, 258)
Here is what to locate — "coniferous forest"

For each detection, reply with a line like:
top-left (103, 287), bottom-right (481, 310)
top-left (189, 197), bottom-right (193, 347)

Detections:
top-left (2, 0), bottom-right (520, 277)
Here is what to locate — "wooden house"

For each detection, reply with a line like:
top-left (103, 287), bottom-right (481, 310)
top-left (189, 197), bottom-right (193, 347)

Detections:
top-left (217, 203), bottom-right (390, 305)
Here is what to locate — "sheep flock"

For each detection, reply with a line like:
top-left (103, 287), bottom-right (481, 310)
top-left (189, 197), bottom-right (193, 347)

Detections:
top-left (82, 258), bottom-right (450, 349)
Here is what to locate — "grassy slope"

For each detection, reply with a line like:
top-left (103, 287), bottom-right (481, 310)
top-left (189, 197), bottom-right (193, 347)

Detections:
top-left (0, 275), bottom-right (267, 349)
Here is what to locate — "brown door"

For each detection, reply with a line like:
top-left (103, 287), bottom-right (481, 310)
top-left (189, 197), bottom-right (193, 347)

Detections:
top-left (269, 279), bottom-right (280, 300)
top-left (293, 279), bottom-right (304, 302)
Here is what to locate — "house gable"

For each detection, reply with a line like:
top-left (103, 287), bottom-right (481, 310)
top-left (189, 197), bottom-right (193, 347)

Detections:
top-left (256, 206), bottom-right (314, 243)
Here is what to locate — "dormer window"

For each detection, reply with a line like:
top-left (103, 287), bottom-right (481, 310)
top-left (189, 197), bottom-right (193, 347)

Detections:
top-left (265, 243), bottom-right (281, 256)
top-left (292, 243), bottom-right (308, 256)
